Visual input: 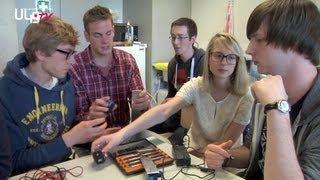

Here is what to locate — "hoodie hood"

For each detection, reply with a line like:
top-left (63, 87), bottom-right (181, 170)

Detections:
top-left (1, 53), bottom-right (75, 125)
top-left (175, 47), bottom-right (205, 64)
top-left (3, 53), bottom-right (70, 91)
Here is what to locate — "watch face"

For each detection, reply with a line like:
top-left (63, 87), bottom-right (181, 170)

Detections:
top-left (278, 100), bottom-right (290, 113)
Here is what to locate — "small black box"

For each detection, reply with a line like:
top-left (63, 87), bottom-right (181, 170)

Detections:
top-left (172, 145), bottom-right (191, 166)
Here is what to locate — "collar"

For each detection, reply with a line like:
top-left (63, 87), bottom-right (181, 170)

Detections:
top-left (85, 45), bottom-right (119, 68)
top-left (296, 73), bottom-right (320, 126)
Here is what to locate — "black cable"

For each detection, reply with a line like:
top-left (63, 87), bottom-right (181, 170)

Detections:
top-left (159, 134), bottom-right (216, 179)
top-left (160, 168), bottom-right (183, 180)
top-left (181, 167), bottom-right (215, 179)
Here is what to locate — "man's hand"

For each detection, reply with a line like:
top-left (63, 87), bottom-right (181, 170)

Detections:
top-left (62, 118), bottom-right (107, 147)
top-left (252, 75), bottom-right (288, 105)
top-left (131, 89), bottom-right (151, 111)
top-left (88, 96), bottom-right (117, 119)
top-left (204, 140), bottom-right (233, 169)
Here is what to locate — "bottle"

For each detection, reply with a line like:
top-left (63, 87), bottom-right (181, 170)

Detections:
top-left (125, 21), bottom-right (134, 46)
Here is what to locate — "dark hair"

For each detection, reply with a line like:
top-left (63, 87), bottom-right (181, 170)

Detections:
top-left (171, 18), bottom-right (197, 39)
top-left (83, 5), bottom-right (113, 32)
top-left (247, 0), bottom-right (320, 65)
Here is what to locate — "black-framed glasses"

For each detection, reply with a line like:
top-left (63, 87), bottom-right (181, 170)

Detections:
top-left (210, 52), bottom-right (239, 65)
top-left (169, 35), bottom-right (189, 41)
top-left (56, 49), bottom-right (76, 59)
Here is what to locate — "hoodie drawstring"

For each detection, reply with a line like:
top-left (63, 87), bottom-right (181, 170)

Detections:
top-left (33, 87), bottom-right (65, 125)
top-left (34, 87), bottom-right (40, 124)
top-left (60, 90), bottom-right (65, 125)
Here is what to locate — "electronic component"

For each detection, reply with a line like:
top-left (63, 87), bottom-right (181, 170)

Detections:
top-left (92, 144), bottom-right (107, 164)
top-left (172, 145), bottom-right (191, 167)
top-left (92, 149), bottom-right (106, 164)
top-left (106, 99), bottom-right (116, 110)
top-left (108, 139), bottom-right (174, 174)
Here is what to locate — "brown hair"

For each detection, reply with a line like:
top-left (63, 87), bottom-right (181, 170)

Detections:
top-left (23, 16), bottom-right (79, 62)
top-left (202, 33), bottom-right (250, 96)
top-left (83, 5), bottom-right (113, 33)
top-left (171, 17), bottom-right (197, 39)
top-left (247, 0), bottom-right (320, 65)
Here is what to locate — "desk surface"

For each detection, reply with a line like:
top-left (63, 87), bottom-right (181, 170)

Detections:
top-left (10, 131), bottom-right (243, 180)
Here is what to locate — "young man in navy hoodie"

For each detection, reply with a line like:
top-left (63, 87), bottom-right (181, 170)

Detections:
top-left (0, 16), bottom-right (107, 175)
top-left (0, 114), bottom-right (11, 179)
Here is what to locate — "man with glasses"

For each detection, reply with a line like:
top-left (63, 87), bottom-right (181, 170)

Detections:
top-left (0, 16), bottom-right (107, 175)
top-left (70, 6), bottom-right (150, 133)
top-left (204, 0), bottom-right (320, 179)
top-left (150, 18), bottom-right (205, 143)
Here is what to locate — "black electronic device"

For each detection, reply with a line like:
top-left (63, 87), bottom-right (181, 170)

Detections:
top-left (92, 149), bottom-right (106, 164)
top-left (172, 145), bottom-right (191, 167)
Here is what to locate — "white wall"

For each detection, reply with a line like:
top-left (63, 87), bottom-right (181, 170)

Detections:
top-left (123, 0), bottom-right (153, 90)
top-left (61, 0), bottom-right (123, 51)
top-left (2, 0), bottom-right (320, 76)
top-left (151, 0), bottom-right (191, 63)
top-left (0, 0), bottom-right (19, 75)
top-left (15, 0), bottom-right (61, 52)
top-left (124, 0), bottom-right (190, 92)
top-left (192, 0), bottom-right (320, 53)
top-left (99, 0), bottom-right (123, 23)
top-left (191, 0), bottom-right (260, 52)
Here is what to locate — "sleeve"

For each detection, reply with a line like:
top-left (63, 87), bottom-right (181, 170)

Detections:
top-left (0, 100), bottom-right (71, 174)
top-left (69, 65), bottom-right (90, 121)
top-left (175, 78), bottom-right (198, 105)
top-left (166, 59), bottom-right (177, 98)
top-left (0, 114), bottom-right (11, 178)
top-left (298, 119), bottom-right (320, 180)
top-left (128, 55), bottom-right (144, 92)
top-left (232, 91), bottom-right (254, 125)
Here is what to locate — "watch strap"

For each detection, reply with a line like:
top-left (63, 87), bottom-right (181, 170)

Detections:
top-left (264, 102), bottom-right (277, 114)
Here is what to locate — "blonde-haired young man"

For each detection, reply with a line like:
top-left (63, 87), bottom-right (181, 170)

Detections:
top-left (0, 16), bottom-right (107, 175)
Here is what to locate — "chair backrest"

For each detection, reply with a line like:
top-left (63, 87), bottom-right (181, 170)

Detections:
top-left (180, 105), bottom-right (196, 129)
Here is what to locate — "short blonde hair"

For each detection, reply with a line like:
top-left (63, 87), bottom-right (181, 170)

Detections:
top-left (83, 5), bottom-right (113, 33)
top-left (23, 16), bottom-right (79, 62)
top-left (202, 33), bottom-right (250, 96)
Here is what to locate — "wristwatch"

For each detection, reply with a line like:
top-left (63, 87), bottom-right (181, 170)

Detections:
top-left (264, 100), bottom-right (290, 114)
top-left (222, 155), bottom-right (235, 167)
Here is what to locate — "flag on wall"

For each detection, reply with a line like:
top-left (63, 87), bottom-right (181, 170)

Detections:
top-left (224, 0), bottom-right (234, 34)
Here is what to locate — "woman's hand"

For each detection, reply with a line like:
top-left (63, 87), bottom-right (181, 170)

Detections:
top-left (91, 131), bottom-right (124, 153)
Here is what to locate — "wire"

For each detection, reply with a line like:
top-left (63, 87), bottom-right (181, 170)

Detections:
top-left (159, 134), bottom-right (216, 180)
top-left (153, 73), bottom-right (162, 104)
top-left (19, 165), bottom-right (83, 180)
top-left (181, 167), bottom-right (215, 179)
top-left (146, 91), bottom-right (157, 105)
top-left (184, 134), bottom-right (203, 156)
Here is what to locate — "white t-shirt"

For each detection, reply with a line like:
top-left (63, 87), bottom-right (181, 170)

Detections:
top-left (21, 68), bottom-right (58, 90)
top-left (176, 77), bottom-right (254, 149)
